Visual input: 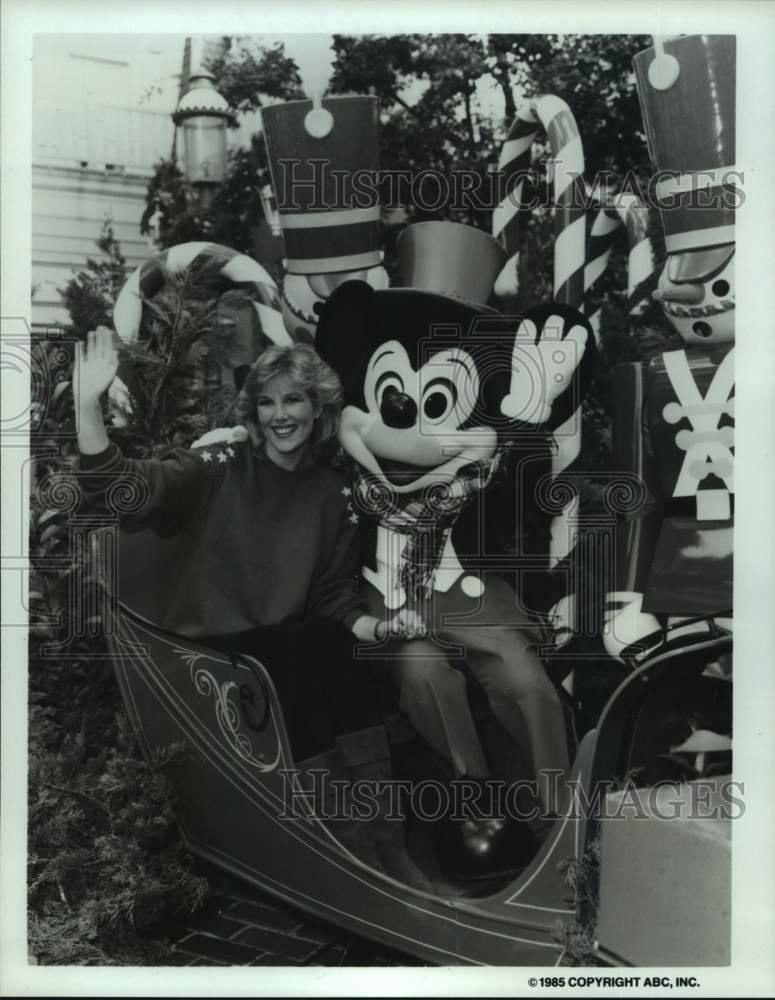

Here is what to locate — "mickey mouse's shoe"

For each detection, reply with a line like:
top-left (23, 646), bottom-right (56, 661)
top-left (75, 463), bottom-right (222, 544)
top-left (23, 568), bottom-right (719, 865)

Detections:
top-left (432, 779), bottom-right (537, 881)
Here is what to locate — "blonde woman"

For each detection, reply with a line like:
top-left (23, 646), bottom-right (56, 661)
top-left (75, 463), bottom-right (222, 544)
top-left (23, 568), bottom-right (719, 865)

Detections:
top-left (75, 328), bottom-right (428, 888)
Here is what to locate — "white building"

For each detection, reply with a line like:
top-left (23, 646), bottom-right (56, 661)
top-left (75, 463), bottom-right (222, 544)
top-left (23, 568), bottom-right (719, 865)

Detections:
top-left (31, 35), bottom-right (263, 331)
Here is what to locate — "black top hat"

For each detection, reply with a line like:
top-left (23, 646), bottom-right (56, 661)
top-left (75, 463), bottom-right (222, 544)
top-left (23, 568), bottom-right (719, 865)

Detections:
top-left (634, 35), bottom-right (735, 259)
top-left (261, 96), bottom-right (382, 275)
top-left (395, 221), bottom-right (507, 311)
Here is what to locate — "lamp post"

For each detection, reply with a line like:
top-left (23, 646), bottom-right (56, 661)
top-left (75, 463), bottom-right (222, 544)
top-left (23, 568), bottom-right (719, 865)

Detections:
top-left (172, 56), bottom-right (235, 212)
top-left (259, 184), bottom-right (282, 237)
top-left (171, 39), bottom-right (282, 253)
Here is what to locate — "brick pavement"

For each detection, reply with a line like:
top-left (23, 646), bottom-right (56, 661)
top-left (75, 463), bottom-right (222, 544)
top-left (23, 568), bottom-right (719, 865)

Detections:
top-left (164, 868), bottom-right (427, 967)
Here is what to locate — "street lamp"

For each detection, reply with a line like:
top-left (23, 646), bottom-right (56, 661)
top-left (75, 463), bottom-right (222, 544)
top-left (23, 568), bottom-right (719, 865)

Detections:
top-left (172, 63), bottom-right (235, 206)
top-left (259, 184), bottom-right (282, 237)
top-left (171, 42), bottom-right (281, 247)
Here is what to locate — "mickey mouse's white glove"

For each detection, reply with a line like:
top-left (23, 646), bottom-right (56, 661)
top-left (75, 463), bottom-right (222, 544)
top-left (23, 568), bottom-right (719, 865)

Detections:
top-left (602, 591), bottom-right (662, 663)
top-left (192, 425), bottom-right (249, 448)
top-left (501, 314), bottom-right (589, 424)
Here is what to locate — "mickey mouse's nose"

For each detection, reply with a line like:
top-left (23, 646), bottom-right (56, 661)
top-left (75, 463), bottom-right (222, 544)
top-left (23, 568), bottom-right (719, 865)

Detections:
top-left (380, 387), bottom-right (417, 429)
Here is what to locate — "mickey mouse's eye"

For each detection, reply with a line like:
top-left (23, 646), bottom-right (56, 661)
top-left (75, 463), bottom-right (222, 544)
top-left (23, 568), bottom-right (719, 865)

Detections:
top-left (375, 371), bottom-right (404, 405)
top-left (421, 379), bottom-right (457, 423)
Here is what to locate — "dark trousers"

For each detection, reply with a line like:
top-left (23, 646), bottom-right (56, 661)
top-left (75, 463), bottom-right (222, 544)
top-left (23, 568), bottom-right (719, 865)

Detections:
top-left (202, 618), bottom-right (381, 761)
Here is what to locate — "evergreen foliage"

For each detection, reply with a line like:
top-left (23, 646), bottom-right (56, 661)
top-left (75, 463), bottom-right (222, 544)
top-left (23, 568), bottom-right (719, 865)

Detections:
top-left (110, 267), bottom-right (243, 457)
top-left (27, 226), bottom-right (230, 964)
top-left (140, 158), bottom-right (205, 251)
top-left (60, 220), bottom-right (129, 337)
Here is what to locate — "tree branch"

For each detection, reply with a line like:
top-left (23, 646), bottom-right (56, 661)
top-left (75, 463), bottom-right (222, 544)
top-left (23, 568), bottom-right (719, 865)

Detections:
top-left (40, 780), bottom-right (113, 817)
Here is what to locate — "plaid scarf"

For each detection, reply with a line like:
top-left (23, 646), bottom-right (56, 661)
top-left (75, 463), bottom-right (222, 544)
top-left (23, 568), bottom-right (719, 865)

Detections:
top-left (349, 455), bottom-right (500, 600)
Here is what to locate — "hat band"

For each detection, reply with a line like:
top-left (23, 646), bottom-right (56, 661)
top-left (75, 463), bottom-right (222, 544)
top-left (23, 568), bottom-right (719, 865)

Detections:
top-left (283, 217), bottom-right (380, 269)
top-left (665, 225), bottom-right (735, 253)
top-left (655, 165), bottom-right (738, 200)
top-left (285, 250), bottom-right (383, 275)
top-left (279, 206), bottom-right (381, 230)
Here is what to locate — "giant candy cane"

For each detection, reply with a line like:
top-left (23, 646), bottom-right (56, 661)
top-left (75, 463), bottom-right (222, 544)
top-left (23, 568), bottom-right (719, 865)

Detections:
top-left (584, 193), bottom-right (655, 341)
top-left (107, 242), bottom-right (289, 422)
top-left (493, 96), bottom-right (589, 648)
top-left (493, 95), bottom-right (587, 307)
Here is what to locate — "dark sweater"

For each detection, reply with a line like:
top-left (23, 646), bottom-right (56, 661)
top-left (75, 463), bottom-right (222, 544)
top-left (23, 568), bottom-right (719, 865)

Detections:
top-left (78, 440), bottom-right (367, 638)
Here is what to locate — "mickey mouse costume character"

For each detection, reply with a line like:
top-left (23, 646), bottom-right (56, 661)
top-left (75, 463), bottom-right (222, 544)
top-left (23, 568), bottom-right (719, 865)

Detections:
top-left (316, 221), bottom-right (596, 877)
top-left (603, 35), bottom-right (735, 662)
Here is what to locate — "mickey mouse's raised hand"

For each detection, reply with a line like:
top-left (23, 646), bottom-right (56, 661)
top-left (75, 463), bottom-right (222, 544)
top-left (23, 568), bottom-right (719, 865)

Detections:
top-left (500, 305), bottom-right (594, 427)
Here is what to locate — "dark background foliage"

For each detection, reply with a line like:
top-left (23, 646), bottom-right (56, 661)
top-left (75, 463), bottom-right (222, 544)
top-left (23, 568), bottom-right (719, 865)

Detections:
top-left (28, 227), bottom-right (231, 964)
top-left (30, 33), bottom-right (677, 963)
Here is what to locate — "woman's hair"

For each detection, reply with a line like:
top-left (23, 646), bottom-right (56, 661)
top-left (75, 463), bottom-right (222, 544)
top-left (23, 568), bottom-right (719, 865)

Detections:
top-left (232, 343), bottom-right (343, 459)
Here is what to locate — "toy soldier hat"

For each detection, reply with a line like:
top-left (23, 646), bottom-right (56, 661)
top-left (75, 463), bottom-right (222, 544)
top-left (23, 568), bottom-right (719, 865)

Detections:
top-left (634, 35), bottom-right (736, 271)
top-left (260, 96), bottom-right (382, 275)
top-left (396, 221), bottom-right (507, 311)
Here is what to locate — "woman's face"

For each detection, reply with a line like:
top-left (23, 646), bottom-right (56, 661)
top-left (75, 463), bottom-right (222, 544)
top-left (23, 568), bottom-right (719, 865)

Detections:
top-left (256, 374), bottom-right (320, 468)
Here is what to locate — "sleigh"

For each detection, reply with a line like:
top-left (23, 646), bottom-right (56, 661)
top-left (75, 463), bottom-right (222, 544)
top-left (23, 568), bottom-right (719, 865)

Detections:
top-left (93, 510), bottom-right (732, 966)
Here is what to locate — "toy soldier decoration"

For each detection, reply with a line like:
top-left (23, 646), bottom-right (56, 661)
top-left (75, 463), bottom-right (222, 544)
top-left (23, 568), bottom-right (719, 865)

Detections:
top-left (604, 34), bottom-right (735, 661)
top-left (261, 95), bottom-right (389, 341)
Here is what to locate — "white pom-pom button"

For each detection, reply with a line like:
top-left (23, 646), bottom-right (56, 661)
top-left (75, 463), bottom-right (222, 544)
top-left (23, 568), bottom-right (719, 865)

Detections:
top-left (461, 576), bottom-right (485, 598)
top-left (304, 106), bottom-right (334, 138)
top-left (648, 52), bottom-right (680, 90)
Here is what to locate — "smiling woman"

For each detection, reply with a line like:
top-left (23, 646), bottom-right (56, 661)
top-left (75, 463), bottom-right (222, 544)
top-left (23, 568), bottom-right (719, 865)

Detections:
top-left (73, 330), bottom-right (432, 888)
top-left (232, 344), bottom-right (342, 470)
top-left (257, 380), bottom-right (318, 465)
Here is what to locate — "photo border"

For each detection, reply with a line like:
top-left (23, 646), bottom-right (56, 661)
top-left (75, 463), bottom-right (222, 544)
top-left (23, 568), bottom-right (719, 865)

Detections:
top-left (3, 1), bottom-right (775, 995)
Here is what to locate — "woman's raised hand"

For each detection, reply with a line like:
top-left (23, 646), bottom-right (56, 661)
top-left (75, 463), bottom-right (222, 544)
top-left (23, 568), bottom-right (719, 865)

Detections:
top-left (74, 327), bottom-right (119, 408)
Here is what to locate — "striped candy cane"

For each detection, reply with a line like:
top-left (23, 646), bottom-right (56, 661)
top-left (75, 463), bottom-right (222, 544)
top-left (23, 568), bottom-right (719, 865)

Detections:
top-left (584, 193), bottom-right (655, 342)
top-left (492, 106), bottom-right (539, 298)
top-left (109, 242), bottom-right (290, 421)
top-left (493, 95), bottom-right (587, 307)
top-left (113, 242), bottom-right (288, 348)
top-left (493, 96), bottom-right (590, 649)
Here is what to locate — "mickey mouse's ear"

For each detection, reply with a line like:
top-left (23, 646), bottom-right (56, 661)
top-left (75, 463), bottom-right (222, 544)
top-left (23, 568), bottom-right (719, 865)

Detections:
top-left (316, 280), bottom-right (374, 363)
top-left (315, 280), bottom-right (377, 405)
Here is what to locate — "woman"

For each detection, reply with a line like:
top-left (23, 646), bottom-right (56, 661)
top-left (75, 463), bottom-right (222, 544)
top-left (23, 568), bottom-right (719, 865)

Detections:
top-left (75, 328), bottom-right (428, 887)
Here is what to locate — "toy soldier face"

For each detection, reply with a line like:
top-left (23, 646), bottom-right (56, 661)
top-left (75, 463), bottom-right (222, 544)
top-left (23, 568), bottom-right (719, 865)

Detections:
top-left (655, 249), bottom-right (735, 346)
top-left (338, 340), bottom-right (497, 494)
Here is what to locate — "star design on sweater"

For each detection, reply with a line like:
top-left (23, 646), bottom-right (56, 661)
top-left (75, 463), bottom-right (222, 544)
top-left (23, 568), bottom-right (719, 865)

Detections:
top-left (349, 512), bottom-right (359, 524)
top-left (217, 451), bottom-right (227, 463)
top-left (341, 487), bottom-right (352, 497)
top-left (201, 450), bottom-right (212, 462)
top-left (226, 446), bottom-right (235, 457)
